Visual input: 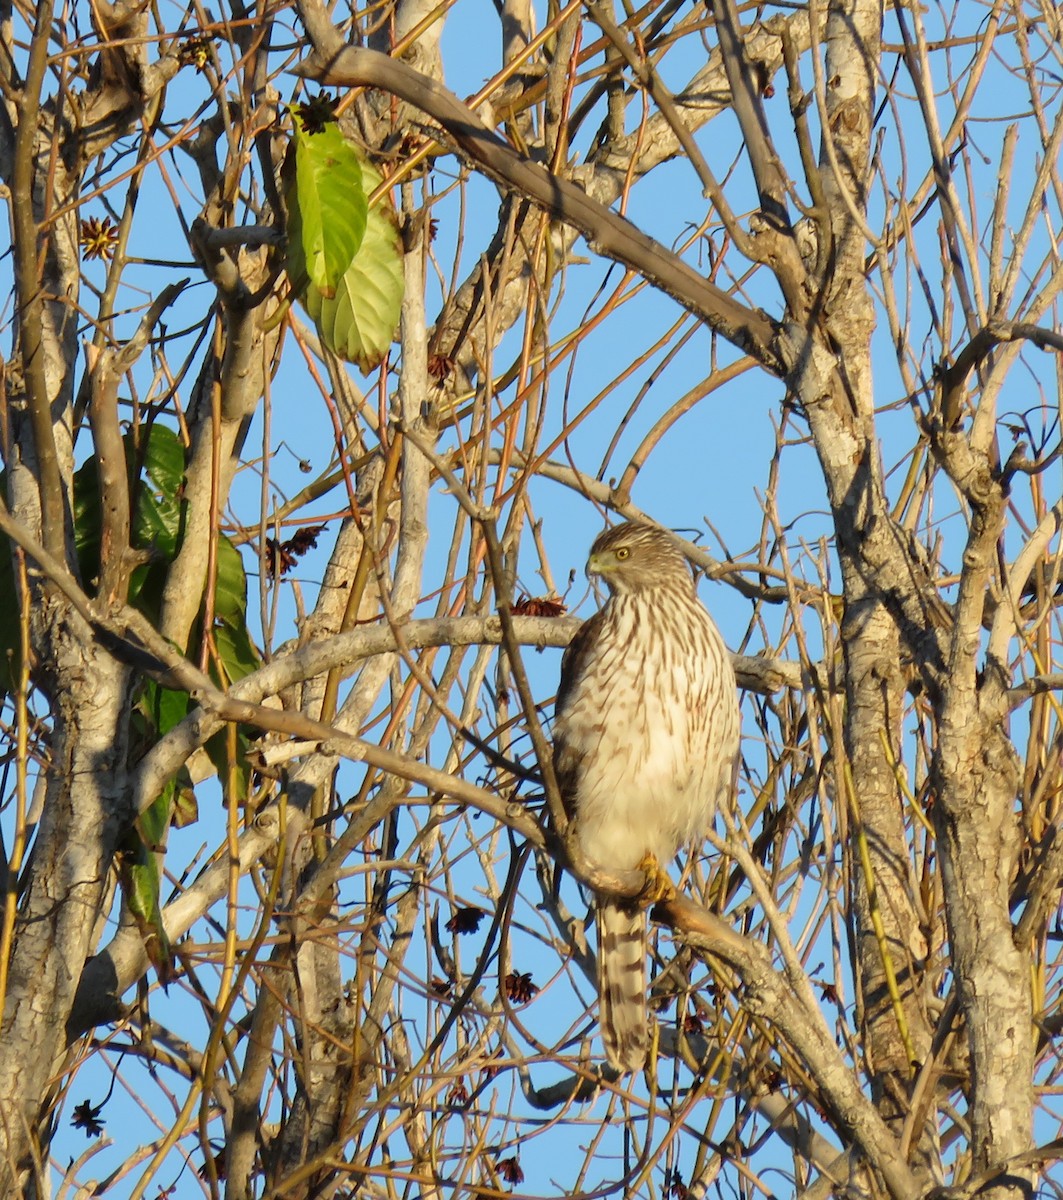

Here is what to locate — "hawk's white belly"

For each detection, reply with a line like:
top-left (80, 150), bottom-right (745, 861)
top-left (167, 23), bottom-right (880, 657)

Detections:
top-left (555, 594), bottom-right (739, 873)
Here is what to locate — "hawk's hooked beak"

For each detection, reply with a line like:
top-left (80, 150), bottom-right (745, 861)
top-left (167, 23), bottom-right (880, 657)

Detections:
top-left (586, 552), bottom-right (605, 579)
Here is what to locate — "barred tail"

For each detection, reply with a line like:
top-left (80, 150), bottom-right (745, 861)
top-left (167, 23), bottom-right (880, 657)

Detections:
top-left (596, 900), bottom-right (648, 1072)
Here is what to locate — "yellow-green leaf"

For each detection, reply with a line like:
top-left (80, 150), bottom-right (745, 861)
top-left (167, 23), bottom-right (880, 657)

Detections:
top-left (299, 155), bottom-right (404, 371)
top-left (285, 112), bottom-right (367, 299)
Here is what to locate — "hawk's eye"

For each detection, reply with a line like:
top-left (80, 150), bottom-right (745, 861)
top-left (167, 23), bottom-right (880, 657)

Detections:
top-left (615, 546), bottom-right (631, 560)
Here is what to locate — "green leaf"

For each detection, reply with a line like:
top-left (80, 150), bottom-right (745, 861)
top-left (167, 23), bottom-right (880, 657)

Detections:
top-left (72, 422), bottom-right (187, 597)
top-left (298, 155), bottom-right (404, 371)
top-left (286, 113), bottom-right (367, 299)
top-left (213, 617), bottom-right (260, 685)
top-left (213, 535), bottom-right (249, 629)
top-left (122, 783), bottom-right (175, 984)
top-left (140, 680), bottom-right (193, 737)
top-left (139, 781), bottom-right (172, 849)
top-left (72, 460), bottom-right (103, 587)
top-left (129, 424), bottom-right (186, 558)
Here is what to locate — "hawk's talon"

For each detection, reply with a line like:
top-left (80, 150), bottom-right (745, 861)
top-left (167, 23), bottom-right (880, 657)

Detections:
top-left (636, 853), bottom-right (676, 906)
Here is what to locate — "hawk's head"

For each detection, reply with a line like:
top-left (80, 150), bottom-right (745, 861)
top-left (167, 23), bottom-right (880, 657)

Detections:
top-left (586, 522), bottom-right (695, 596)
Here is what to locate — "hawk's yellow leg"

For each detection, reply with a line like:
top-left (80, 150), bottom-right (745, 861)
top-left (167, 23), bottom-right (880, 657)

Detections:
top-left (636, 853), bottom-right (676, 905)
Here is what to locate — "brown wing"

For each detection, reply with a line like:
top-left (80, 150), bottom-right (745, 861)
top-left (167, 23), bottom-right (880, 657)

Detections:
top-left (552, 609), bottom-right (606, 820)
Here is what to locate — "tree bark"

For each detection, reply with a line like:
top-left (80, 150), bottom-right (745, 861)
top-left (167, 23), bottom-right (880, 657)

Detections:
top-left (0, 627), bottom-right (131, 1190)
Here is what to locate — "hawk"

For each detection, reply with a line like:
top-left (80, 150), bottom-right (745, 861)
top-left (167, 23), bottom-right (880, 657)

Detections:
top-left (553, 522), bottom-right (740, 1072)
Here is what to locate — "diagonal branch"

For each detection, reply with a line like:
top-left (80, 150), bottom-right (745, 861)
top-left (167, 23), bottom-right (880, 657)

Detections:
top-left (583, 0), bottom-right (756, 260)
top-left (658, 893), bottom-right (922, 1200)
top-left (709, 0), bottom-right (790, 225)
top-left (291, 24), bottom-right (781, 368)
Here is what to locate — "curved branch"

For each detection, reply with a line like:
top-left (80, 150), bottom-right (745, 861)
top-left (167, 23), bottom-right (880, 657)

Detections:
top-left (0, 494), bottom-right (816, 794)
top-left (127, 609), bottom-right (811, 814)
top-left (1007, 673), bottom-right (1063, 710)
top-left (939, 320), bottom-right (1063, 428)
top-left (988, 499), bottom-right (1063, 671)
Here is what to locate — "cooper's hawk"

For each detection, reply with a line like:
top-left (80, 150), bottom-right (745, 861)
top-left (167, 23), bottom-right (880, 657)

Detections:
top-left (553, 522), bottom-right (740, 1072)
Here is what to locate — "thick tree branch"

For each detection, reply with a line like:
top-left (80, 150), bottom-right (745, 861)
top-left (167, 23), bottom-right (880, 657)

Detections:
top-left (10, 0), bottom-right (66, 560)
top-left (658, 893), bottom-right (922, 1200)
